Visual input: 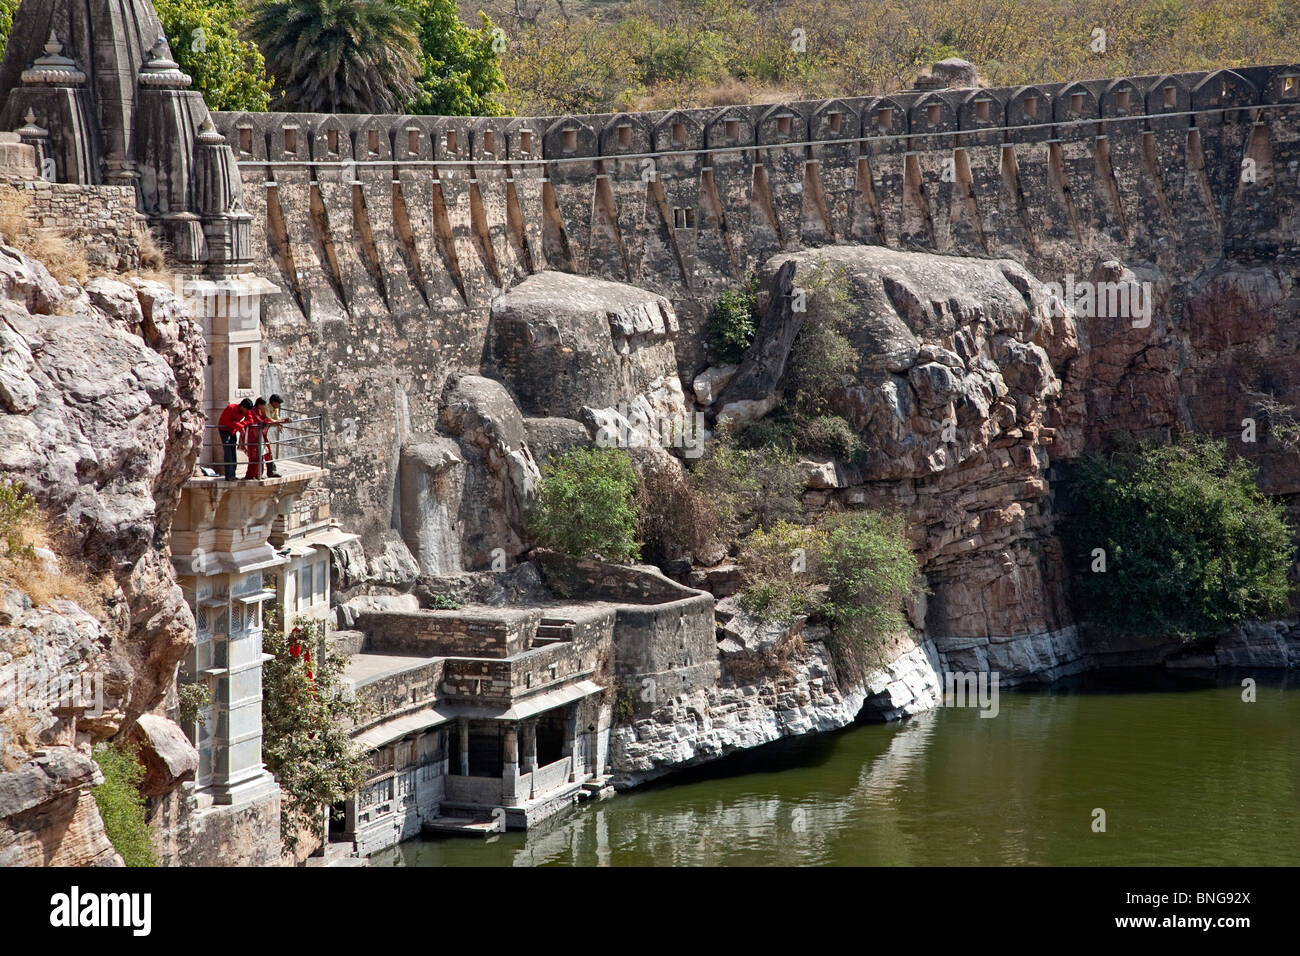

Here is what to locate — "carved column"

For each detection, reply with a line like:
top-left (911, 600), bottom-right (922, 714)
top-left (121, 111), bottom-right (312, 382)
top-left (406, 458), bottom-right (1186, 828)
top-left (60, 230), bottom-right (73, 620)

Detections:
top-left (501, 722), bottom-right (520, 804)
top-left (457, 717), bottom-right (469, 777)
top-left (566, 703), bottom-right (580, 782)
top-left (522, 718), bottom-right (537, 799)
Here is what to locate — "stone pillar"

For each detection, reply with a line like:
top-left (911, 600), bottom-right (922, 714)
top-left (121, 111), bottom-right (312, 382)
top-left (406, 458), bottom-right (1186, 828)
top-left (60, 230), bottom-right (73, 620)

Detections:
top-left (566, 703), bottom-right (580, 783)
top-left (458, 717), bottom-right (470, 777)
top-left (501, 722), bottom-right (520, 804)
top-left (522, 719), bottom-right (537, 799)
top-left (205, 582), bottom-right (278, 806)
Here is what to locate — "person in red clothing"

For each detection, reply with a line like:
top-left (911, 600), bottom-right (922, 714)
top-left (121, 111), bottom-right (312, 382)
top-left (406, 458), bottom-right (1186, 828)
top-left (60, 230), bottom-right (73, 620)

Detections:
top-left (217, 399), bottom-right (254, 480)
top-left (243, 397), bottom-right (272, 479)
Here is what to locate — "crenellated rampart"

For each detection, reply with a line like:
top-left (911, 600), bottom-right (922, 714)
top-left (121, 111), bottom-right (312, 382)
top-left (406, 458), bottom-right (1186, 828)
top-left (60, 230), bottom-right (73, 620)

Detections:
top-left (211, 64), bottom-right (1300, 543)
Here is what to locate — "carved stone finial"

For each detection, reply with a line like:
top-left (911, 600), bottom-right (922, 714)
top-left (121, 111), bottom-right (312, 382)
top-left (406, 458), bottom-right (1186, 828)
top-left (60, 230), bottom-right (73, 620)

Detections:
top-left (44, 31), bottom-right (63, 57)
top-left (24, 109), bottom-right (35, 125)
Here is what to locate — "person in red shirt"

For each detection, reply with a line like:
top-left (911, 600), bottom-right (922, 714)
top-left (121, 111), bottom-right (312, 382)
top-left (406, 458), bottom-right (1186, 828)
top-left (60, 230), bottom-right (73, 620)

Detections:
top-left (217, 399), bottom-right (254, 480)
top-left (243, 397), bottom-right (272, 479)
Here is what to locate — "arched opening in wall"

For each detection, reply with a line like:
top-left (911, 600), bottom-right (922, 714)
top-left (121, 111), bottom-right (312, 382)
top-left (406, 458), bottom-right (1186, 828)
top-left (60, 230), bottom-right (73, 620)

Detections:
top-left (407, 128), bottom-right (419, 155)
top-left (725, 119), bottom-right (739, 143)
top-left (671, 122), bottom-right (685, 147)
top-left (327, 128), bottom-right (339, 154)
top-left (238, 126), bottom-right (252, 154)
top-left (562, 128), bottom-right (577, 153)
top-left (483, 130), bottom-right (496, 155)
top-left (1163, 85), bottom-right (1177, 107)
top-left (367, 128), bottom-right (379, 154)
top-left (875, 107), bottom-right (893, 130)
top-left (828, 111), bottom-right (842, 133)
top-left (777, 115), bottom-right (792, 135)
top-left (975, 99), bottom-right (990, 121)
top-left (1022, 96), bottom-right (1038, 119)
top-left (926, 103), bottom-right (941, 125)
top-left (1116, 90), bottom-right (1130, 111)
top-left (446, 130), bottom-right (459, 154)
top-left (617, 124), bottom-right (631, 148)
top-left (1071, 93), bottom-right (1085, 113)
top-left (283, 127), bottom-right (297, 154)
top-left (520, 130), bottom-right (533, 154)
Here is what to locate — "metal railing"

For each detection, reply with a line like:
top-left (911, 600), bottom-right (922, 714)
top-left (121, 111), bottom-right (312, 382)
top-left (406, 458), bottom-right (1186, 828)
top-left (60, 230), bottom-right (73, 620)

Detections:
top-left (199, 411), bottom-right (325, 477)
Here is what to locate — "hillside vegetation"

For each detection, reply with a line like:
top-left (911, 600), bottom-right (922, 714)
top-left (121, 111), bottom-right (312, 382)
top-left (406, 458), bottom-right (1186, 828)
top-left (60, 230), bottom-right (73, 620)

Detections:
top-left (477, 0), bottom-right (1300, 114)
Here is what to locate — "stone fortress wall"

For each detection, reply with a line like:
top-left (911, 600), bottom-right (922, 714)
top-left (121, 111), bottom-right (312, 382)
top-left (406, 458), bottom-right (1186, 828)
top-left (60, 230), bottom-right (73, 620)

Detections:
top-left (210, 64), bottom-right (1300, 549)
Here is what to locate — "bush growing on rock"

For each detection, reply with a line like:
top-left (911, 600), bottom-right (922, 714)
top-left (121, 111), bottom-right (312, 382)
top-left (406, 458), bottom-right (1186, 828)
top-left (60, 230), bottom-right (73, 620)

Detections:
top-left (705, 278), bottom-right (759, 363)
top-left (817, 511), bottom-right (920, 684)
top-left (785, 261), bottom-right (857, 418)
top-left (695, 424), bottom-right (804, 545)
top-left (92, 741), bottom-right (157, 867)
top-left (636, 463), bottom-right (724, 568)
top-left (529, 447), bottom-right (640, 563)
top-left (1064, 436), bottom-right (1294, 640)
top-left (737, 520), bottom-right (827, 622)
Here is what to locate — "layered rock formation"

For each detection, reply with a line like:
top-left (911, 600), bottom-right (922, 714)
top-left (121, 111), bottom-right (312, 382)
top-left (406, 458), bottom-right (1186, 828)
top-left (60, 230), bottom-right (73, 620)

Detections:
top-left (0, 246), bottom-right (205, 864)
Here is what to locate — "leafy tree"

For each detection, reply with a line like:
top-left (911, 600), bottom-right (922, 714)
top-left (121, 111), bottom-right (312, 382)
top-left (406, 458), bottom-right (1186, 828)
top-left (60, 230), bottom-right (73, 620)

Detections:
top-left (261, 616), bottom-right (367, 855)
top-left (248, 0), bottom-right (421, 113)
top-left (706, 278), bottom-right (759, 363)
top-left (401, 0), bottom-right (508, 116)
top-left (1064, 437), bottom-right (1294, 640)
top-left (0, 0), bottom-right (17, 62)
top-left (695, 422), bottom-right (805, 543)
top-left (817, 511), bottom-right (920, 683)
top-left (92, 741), bottom-right (158, 867)
top-left (528, 447), bottom-right (640, 563)
top-left (155, 0), bottom-right (272, 111)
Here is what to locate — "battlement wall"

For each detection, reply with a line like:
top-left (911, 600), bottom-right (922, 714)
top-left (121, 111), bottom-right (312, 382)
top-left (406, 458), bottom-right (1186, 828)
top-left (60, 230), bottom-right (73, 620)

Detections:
top-left (210, 64), bottom-right (1300, 543)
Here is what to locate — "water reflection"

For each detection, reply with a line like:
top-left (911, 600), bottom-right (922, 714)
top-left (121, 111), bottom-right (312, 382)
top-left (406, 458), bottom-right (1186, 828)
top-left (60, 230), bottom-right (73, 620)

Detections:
top-left (373, 675), bottom-right (1300, 867)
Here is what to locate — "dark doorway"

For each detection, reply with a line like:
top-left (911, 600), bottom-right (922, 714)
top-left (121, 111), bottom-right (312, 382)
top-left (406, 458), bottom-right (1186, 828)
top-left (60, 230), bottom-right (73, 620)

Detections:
top-left (536, 709), bottom-right (567, 766)
top-left (467, 722), bottom-right (504, 776)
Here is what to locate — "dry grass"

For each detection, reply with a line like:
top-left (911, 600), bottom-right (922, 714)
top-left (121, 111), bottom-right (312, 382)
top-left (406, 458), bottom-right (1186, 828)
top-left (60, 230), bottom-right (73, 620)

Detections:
top-left (0, 479), bottom-right (114, 619)
top-left (0, 186), bottom-right (173, 286)
top-left (0, 186), bottom-right (91, 283)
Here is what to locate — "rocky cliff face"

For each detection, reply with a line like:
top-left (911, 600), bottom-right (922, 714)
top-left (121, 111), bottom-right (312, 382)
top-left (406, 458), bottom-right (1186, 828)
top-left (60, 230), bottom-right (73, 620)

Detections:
top-left (0, 247), bottom-right (205, 865)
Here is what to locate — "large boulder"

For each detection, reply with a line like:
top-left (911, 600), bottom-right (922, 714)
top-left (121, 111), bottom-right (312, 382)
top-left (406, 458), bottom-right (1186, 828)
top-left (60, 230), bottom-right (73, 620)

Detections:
top-left (439, 374), bottom-right (541, 569)
top-left (485, 270), bottom-right (686, 421)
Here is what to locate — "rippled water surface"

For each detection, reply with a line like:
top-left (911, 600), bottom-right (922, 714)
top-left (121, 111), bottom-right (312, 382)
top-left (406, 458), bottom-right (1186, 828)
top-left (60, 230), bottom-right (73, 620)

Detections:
top-left (371, 671), bottom-right (1300, 866)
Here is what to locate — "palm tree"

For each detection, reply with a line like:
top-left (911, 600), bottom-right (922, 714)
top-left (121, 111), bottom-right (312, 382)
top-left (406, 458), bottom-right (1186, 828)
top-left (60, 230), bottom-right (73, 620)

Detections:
top-left (248, 0), bottom-right (422, 114)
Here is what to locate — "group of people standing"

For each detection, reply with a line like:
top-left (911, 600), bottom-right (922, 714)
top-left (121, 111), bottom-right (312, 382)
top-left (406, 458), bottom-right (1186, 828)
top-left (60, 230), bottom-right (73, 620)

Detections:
top-left (215, 395), bottom-right (291, 480)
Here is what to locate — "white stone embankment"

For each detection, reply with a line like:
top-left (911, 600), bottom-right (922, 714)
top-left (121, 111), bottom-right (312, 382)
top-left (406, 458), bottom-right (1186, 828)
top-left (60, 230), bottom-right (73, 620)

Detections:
top-left (610, 635), bottom-right (942, 789)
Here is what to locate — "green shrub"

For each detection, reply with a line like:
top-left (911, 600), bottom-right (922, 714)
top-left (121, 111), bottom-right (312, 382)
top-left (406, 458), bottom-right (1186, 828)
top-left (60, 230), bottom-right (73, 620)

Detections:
top-left (0, 477), bottom-right (38, 560)
top-left (796, 414), bottom-right (863, 462)
top-left (817, 511), bottom-right (919, 683)
top-left (1064, 437), bottom-right (1294, 640)
top-left (177, 682), bottom-right (210, 729)
top-left (695, 424), bottom-right (804, 544)
top-left (426, 593), bottom-right (462, 610)
top-left (529, 447), bottom-right (640, 563)
top-left (785, 261), bottom-right (858, 418)
top-left (262, 616), bottom-right (368, 856)
top-left (706, 278), bottom-right (760, 363)
top-left (737, 520), bottom-right (827, 622)
top-left (92, 741), bottom-right (157, 867)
